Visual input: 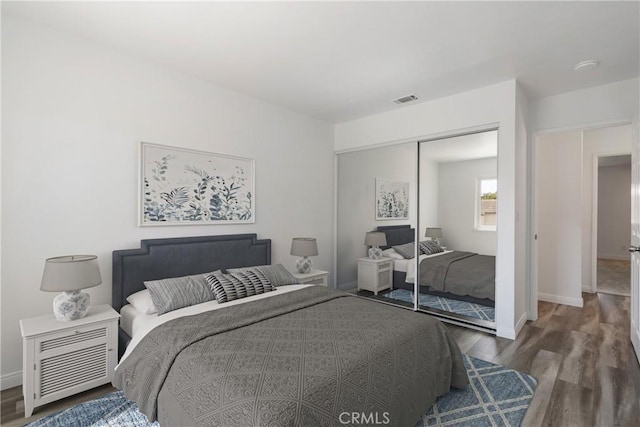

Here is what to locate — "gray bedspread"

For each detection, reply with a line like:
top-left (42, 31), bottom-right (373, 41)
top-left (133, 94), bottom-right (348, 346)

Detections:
top-left (113, 286), bottom-right (468, 426)
top-left (419, 251), bottom-right (495, 301)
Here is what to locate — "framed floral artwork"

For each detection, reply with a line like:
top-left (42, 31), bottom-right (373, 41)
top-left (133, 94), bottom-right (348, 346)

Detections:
top-left (140, 142), bottom-right (255, 225)
top-left (375, 178), bottom-right (409, 220)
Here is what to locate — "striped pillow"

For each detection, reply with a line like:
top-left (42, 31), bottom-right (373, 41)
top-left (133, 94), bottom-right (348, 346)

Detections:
top-left (144, 272), bottom-right (217, 315)
top-left (228, 264), bottom-right (298, 286)
top-left (205, 269), bottom-right (274, 304)
top-left (419, 240), bottom-right (444, 255)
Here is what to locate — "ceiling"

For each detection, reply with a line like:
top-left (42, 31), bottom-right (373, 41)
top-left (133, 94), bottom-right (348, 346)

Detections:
top-left (4, 1), bottom-right (639, 123)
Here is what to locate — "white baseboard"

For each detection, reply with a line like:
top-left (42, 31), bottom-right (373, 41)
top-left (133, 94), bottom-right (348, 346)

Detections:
top-left (497, 312), bottom-right (535, 340)
top-left (538, 293), bottom-right (584, 308)
top-left (598, 254), bottom-right (630, 261)
top-left (515, 312), bottom-right (528, 335)
top-left (496, 326), bottom-right (516, 340)
top-left (1, 370), bottom-right (22, 390)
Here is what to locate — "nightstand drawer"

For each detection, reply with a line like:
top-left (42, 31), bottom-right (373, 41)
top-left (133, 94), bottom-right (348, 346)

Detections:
top-left (305, 277), bottom-right (327, 285)
top-left (291, 269), bottom-right (329, 287)
top-left (37, 323), bottom-right (109, 355)
top-left (377, 261), bottom-right (393, 272)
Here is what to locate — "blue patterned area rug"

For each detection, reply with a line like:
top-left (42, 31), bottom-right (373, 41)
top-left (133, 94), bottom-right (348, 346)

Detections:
top-left (382, 288), bottom-right (496, 322)
top-left (27, 355), bottom-right (535, 427)
top-left (417, 355), bottom-right (537, 426)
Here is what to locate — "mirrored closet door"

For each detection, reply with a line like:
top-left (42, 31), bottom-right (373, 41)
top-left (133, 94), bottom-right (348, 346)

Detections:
top-left (336, 142), bottom-right (418, 310)
top-left (335, 130), bottom-right (498, 330)
top-left (416, 130), bottom-right (498, 328)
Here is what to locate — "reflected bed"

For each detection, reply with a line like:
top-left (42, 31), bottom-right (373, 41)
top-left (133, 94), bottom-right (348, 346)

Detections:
top-left (377, 225), bottom-right (495, 307)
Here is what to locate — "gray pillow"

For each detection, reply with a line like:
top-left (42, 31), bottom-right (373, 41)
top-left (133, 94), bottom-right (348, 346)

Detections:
top-left (227, 263), bottom-right (298, 286)
top-left (144, 272), bottom-right (217, 315)
top-left (205, 269), bottom-right (274, 304)
top-left (392, 242), bottom-right (415, 259)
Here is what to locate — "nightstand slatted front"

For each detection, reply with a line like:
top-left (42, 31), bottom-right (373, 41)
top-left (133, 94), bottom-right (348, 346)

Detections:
top-left (40, 343), bottom-right (108, 396)
top-left (20, 305), bottom-right (119, 417)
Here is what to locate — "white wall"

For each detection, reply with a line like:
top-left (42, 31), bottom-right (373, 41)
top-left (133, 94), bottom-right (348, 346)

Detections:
top-left (582, 125), bottom-right (632, 288)
top-left (336, 143), bottom-right (417, 287)
top-left (437, 158), bottom-right (497, 255)
top-left (535, 131), bottom-right (584, 306)
top-left (1, 16), bottom-right (334, 387)
top-left (418, 157), bottom-right (439, 234)
top-left (598, 163), bottom-right (631, 260)
top-left (335, 80), bottom-right (521, 339)
top-left (529, 78), bottom-right (639, 132)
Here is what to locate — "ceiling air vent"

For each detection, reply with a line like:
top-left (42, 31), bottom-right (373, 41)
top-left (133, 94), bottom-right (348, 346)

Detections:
top-left (393, 94), bottom-right (418, 104)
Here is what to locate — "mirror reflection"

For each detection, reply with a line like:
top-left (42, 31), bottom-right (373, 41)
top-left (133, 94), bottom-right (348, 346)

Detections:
top-left (336, 130), bottom-right (498, 329)
top-left (410, 130), bottom-right (498, 326)
top-left (336, 142), bottom-right (416, 310)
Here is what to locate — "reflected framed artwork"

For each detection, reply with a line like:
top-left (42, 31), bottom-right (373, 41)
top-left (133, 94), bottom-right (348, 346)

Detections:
top-left (375, 178), bottom-right (409, 220)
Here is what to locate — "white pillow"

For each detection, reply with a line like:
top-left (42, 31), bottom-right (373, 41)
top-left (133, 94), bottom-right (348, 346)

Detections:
top-left (126, 289), bottom-right (157, 315)
top-left (382, 248), bottom-right (405, 260)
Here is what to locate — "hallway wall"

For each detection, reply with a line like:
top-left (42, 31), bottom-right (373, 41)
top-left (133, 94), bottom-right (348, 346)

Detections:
top-left (598, 161), bottom-right (632, 260)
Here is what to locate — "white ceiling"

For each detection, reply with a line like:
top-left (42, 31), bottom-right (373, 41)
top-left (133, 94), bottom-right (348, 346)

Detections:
top-left (4, 1), bottom-right (639, 123)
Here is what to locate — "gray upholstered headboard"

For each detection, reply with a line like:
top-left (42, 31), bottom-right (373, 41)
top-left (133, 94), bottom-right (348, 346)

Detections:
top-left (376, 225), bottom-right (415, 250)
top-left (112, 234), bottom-right (271, 312)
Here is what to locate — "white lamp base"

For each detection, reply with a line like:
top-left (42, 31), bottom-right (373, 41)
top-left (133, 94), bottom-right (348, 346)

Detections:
top-left (296, 256), bottom-right (312, 274)
top-left (368, 246), bottom-right (383, 260)
top-left (53, 291), bottom-right (90, 321)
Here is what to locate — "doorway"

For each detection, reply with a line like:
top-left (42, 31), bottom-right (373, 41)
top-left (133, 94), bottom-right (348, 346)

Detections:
top-left (533, 123), bottom-right (632, 309)
top-left (595, 154), bottom-right (631, 296)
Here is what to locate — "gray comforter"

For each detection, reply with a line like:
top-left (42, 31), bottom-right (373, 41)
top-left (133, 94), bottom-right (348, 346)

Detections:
top-left (419, 251), bottom-right (495, 301)
top-left (113, 286), bottom-right (468, 426)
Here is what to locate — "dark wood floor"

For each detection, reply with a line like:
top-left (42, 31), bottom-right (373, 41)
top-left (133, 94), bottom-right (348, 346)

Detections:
top-left (448, 292), bottom-right (640, 427)
top-left (598, 258), bottom-right (631, 296)
top-left (2, 293), bottom-right (639, 426)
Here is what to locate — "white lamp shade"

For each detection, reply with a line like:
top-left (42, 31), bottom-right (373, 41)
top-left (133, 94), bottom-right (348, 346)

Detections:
top-left (40, 255), bottom-right (102, 292)
top-left (290, 238), bottom-right (318, 257)
top-left (425, 228), bottom-right (443, 239)
top-left (364, 231), bottom-right (387, 247)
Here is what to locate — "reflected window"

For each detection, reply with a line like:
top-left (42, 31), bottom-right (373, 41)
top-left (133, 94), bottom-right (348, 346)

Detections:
top-left (476, 178), bottom-right (497, 230)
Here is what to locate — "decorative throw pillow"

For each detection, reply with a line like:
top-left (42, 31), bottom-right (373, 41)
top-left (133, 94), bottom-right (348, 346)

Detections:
top-left (392, 242), bottom-right (415, 259)
top-left (126, 289), bottom-right (157, 315)
top-left (419, 240), bottom-right (444, 255)
top-left (144, 272), bottom-right (217, 315)
top-left (227, 263), bottom-right (298, 286)
top-left (382, 248), bottom-right (405, 260)
top-left (205, 269), bottom-right (274, 303)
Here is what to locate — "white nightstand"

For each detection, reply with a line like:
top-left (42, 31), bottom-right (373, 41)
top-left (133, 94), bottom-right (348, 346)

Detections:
top-left (20, 304), bottom-right (119, 417)
top-left (291, 269), bottom-right (329, 286)
top-left (357, 257), bottom-right (393, 295)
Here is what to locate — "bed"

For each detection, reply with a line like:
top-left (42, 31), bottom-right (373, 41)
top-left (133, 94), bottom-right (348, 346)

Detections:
top-left (377, 225), bottom-right (495, 307)
top-left (111, 234), bottom-right (468, 426)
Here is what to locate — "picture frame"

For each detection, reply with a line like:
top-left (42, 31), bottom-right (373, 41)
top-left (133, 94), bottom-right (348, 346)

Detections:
top-left (375, 178), bottom-right (409, 220)
top-left (139, 142), bottom-right (255, 226)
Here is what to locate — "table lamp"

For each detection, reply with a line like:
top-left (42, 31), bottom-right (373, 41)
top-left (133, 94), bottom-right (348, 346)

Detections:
top-left (290, 238), bottom-right (318, 274)
top-left (425, 227), bottom-right (443, 246)
top-left (364, 231), bottom-right (387, 260)
top-left (40, 255), bottom-right (102, 321)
